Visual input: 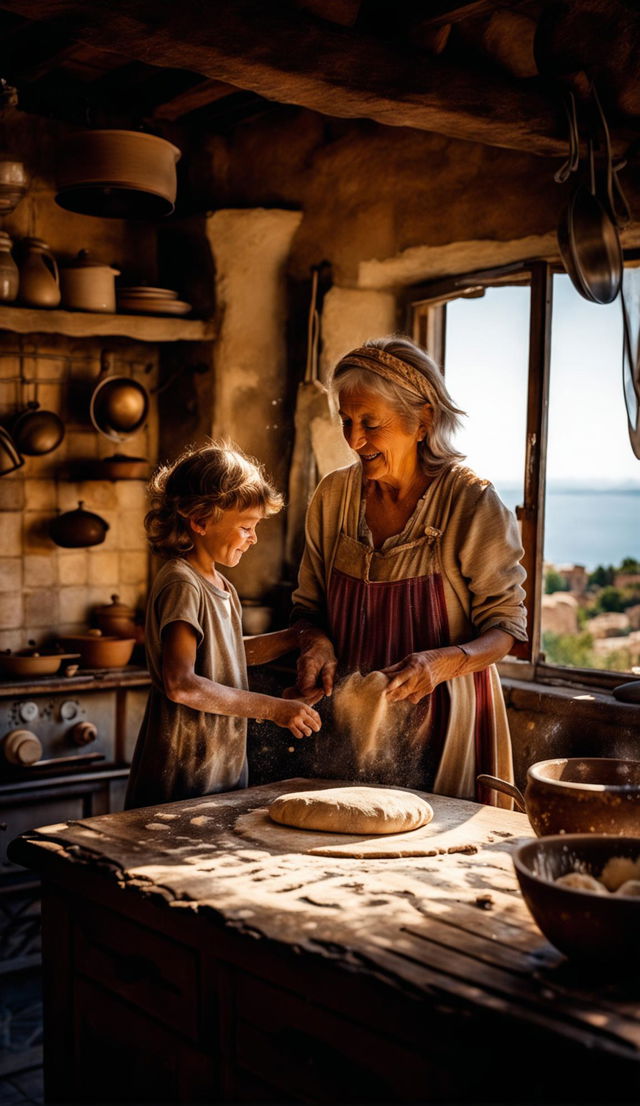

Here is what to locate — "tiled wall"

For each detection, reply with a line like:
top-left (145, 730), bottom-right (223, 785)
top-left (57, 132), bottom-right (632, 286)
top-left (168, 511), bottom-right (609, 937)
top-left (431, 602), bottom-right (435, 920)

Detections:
top-left (0, 334), bottom-right (157, 649)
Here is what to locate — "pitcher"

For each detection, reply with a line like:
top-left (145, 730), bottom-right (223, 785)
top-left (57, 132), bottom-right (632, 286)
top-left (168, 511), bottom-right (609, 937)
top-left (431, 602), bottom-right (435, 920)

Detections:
top-left (18, 237), bottom-right (60, 308)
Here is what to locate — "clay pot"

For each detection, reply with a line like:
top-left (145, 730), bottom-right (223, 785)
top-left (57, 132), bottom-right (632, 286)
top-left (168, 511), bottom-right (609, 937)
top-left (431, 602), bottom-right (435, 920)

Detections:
top-left (50, 501), bottom-right (109, 548)
top-left (478, 757), bottom-right (640, 836)
top-left (56, 129), bottom-right (181, 219)
top-left (514, 835), bottom-right (640, 965)
top-left (60, 250), bottom-right (120, 313)
top-left (0, 645), bottom-right (80, 679)
top-left (61, 630), bottom-right (135, 669)
top-left (18, 237), bottom-right (61, 308)
top-left (94, 594), bottom-right (138, 639)
top-left (13, 401), bottom-right (65, 456)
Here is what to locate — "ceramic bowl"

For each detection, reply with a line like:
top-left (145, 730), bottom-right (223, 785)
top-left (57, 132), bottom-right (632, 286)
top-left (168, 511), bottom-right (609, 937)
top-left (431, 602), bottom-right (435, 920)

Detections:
top-left (514, 834), bottom-right (640, 964)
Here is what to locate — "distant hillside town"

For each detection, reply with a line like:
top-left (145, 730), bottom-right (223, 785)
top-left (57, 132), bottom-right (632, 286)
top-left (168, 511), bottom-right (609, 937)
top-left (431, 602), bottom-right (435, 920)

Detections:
top-left (542, 558), bottom-right (640, 672)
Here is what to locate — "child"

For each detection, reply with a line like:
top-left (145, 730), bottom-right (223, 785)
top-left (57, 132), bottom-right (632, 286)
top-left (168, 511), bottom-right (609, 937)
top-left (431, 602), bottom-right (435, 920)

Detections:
top-left (125, 441), bottom-right (321, 809)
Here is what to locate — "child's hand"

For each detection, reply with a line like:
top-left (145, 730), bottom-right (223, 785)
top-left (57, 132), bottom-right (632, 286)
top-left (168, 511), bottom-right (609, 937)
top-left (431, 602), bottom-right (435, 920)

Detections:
top-left (282, 684), bottom-right (325, 707)
top-left (271, 698), bottom-right (322, 739)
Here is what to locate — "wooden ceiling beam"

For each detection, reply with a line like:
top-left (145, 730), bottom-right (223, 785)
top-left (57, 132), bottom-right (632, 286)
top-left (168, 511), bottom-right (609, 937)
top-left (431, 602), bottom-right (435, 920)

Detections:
top-left (152, 78), bottom-right (240, 121)
top-left (0, 0), bottom-right (568, 155)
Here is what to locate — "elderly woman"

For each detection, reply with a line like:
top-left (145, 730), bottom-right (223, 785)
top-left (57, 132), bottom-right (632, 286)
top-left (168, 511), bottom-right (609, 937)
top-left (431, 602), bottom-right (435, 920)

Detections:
top-left (290, 335), bottom-right (527, 806)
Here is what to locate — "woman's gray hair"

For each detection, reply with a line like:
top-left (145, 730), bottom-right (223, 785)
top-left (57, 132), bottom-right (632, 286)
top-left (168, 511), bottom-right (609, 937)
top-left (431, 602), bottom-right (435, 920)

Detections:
top-left (329, 336), bottom-right (466, 476)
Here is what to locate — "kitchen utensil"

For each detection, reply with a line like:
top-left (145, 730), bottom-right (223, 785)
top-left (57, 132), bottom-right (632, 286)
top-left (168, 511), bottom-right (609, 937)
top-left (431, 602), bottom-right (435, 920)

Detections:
top-left (0, 426), bottom-right (23, 475)
top-left (0, 646), bottom-right (80, 679)
top-left (514, 835), bottom-right (640, 965)
top-left (620, 265), bottom-right (640, 459)
top-left (477, 757), bottom-right (640, 836)
top-left (61, 630), bottom-right (135, 669)
top-left (94, 594), bottom-right (138, 639)
top-left (50, 501), bottom-right (109, 548)
top-left (60, 250), bottom-right (120, 313)
top-left (13, 399), bottom-right (65, 456)
top-left (557, 84), bottom-right (623, 306)
top-left (0, 230), bottom-right (18, 302)
top-left (96, 453), bottom-right (149, 480)
top-left (0, 157), bottom-right (29, 214)
top-left (17, 237), bottom-right (61, 308)
top-left (56, 129), bottom-right (181, 219)
top-left (89, 355), bottom-right (150, 442)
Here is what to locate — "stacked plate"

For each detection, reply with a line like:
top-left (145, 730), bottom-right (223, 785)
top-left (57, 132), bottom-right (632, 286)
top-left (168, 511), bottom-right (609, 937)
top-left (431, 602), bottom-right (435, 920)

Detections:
top-left (117, 285), bottom-right (192, 316)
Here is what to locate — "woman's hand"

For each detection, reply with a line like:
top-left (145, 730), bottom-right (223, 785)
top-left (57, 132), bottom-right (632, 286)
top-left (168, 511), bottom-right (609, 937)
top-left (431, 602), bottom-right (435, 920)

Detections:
top-left (382, 648), bottom-right (463, 704)
top-left (295, 627), bottom-right (338, 699)
top-left (269, 698), bottom-right (322, 739)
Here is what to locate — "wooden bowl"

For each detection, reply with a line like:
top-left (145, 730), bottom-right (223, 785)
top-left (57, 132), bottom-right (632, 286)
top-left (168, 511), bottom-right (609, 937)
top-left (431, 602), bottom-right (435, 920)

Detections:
top-left (514, 835), bottom-right (640, 964)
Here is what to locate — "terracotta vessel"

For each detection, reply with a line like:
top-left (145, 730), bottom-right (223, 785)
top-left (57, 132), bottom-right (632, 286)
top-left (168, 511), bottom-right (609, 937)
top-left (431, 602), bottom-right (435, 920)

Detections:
top-left (56, 129), bottom-right (181, 218)
top-left (514, 835), bottom-right (640, 964)
top-left (18, 237), bottom-right (61, 308)
top-left (60, 250), bottom-right (119, 313)
top-left (94, 594), bottom-right (138, 639)
top-left (61, 630), bottom-right (135, 669)
top-left (478, 757), bottom-right (640, 836)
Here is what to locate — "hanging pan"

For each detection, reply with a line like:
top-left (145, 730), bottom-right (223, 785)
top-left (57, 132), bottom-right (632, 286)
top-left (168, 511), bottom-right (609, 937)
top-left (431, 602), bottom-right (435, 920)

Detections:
top-left (557, 89), bottom-right (623, 305)
top-left (89, 353), bottom-right (149, 442)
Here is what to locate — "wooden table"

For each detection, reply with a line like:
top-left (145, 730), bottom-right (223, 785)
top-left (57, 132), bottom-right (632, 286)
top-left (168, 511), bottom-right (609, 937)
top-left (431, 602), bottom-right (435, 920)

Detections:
top-left (8, 778), bottom-right (640, 1104)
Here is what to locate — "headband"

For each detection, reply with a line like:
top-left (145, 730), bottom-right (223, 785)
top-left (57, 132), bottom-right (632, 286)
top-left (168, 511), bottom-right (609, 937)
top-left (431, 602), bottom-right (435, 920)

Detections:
top-left (334, 346), bottom-right (433, 405)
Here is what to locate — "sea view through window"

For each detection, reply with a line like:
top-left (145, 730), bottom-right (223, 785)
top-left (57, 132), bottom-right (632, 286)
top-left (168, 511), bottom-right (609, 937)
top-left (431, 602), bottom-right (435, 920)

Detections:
top-left (443, 274), bottom-right (640, 674)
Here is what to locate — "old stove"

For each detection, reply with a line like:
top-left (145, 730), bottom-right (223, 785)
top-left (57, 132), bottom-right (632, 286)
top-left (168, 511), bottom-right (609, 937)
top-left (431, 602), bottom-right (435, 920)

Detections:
top-left (0, 664), bottom-right (149, 1077)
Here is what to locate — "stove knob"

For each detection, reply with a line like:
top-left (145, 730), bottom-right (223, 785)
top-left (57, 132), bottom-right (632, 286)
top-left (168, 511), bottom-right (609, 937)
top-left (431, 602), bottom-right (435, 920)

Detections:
top-left (18, 701), bottom-right (39, 724)
top-left (3, 729), bottom-right (42, 766)
top-left (68, 721), bottom-right (98, 746)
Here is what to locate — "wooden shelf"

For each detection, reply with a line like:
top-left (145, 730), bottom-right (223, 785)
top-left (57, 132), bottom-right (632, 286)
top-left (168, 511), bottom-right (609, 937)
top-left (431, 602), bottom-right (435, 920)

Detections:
top-left (0, 305), bottom-right (215, 342)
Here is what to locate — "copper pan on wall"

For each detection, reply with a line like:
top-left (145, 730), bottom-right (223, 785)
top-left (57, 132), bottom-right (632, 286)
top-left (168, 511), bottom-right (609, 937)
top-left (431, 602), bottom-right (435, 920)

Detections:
top-left (89, 353), bottom-right (149, 443)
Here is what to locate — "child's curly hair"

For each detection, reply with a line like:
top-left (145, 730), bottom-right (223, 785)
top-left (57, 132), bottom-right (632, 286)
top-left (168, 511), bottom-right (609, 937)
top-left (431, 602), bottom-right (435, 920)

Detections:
top-left (145, 440), bottom-right (284, 558)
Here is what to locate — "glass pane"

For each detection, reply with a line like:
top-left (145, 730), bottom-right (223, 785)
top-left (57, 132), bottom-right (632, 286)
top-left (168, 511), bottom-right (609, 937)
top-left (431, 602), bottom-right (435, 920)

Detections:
top-left (443, 286), bottom-right (529, 513)
top-left (543, 273), bottom-right (640, 675)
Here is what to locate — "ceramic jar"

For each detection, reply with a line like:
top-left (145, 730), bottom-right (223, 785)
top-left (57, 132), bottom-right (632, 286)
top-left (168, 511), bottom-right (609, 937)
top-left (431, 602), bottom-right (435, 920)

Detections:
top-left (61, 249), bottom-right (119, 312)
top-left (0, 231), bottom-right (18, 302)
top-left (18, 237), bottom-right (61, 308)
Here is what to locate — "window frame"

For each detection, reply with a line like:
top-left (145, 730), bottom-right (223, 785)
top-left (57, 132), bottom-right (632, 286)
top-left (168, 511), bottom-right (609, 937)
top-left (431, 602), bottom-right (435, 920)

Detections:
top-left (403, 257), bottom-right (636, 692)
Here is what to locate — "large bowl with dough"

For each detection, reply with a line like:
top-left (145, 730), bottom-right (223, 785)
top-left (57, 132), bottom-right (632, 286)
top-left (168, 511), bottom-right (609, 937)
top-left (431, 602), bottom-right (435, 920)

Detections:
top-left (514, 835), bottom-right (640, 965)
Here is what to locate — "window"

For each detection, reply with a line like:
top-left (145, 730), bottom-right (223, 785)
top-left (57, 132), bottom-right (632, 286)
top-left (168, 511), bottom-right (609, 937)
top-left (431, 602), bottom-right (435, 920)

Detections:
top-left (408, 259), bottom-right (640, 685)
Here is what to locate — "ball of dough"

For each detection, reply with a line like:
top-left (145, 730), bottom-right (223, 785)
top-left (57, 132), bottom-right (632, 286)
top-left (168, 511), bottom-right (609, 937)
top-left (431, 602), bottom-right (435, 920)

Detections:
top-left (554, 872), bottom-right (607, 894)
top-left (614, 879), bottom-right (640, 897)
top-left (268, 786), bottom-right (434, 836)
top-left (599, 855), bottom-right (640, 892)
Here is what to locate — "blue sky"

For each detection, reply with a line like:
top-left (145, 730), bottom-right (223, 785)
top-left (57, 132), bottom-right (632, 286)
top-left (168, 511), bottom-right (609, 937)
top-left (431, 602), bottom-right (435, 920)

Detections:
top-left (444, 274), bottom-right (640, 488)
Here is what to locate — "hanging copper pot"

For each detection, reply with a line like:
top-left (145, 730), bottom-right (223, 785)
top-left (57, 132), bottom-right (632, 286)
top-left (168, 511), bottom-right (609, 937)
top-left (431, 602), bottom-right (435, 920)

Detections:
top-left (50, 501), bottom-right (109, 548)
top-left (89, 353), bottom-right (149, 443)
top-left (13, 400), bottom-right (65, 456)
